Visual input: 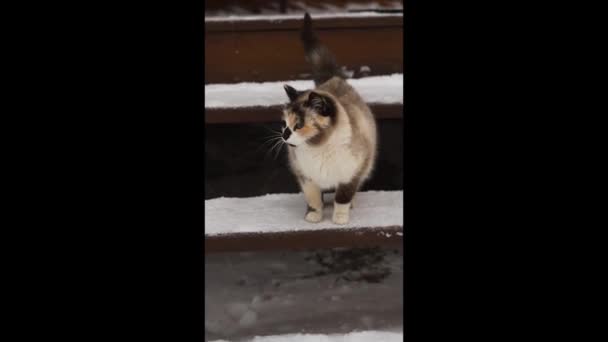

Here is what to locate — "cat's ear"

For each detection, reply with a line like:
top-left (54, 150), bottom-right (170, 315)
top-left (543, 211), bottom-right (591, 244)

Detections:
top-left (306, 91), bottom-right (335, 117)
top-left (283, 84), bottom-right (299, 102)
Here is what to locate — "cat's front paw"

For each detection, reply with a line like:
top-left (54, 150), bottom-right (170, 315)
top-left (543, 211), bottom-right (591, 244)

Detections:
top-left (332, 211), bottom-right (350, 225)
top-left (332, 202), bottom-right (351, 225)
top-left (305, 210), bottom-right (323, 223)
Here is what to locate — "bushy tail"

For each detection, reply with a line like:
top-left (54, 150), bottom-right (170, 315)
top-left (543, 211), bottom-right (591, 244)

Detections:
top-left (301, 13), bottom-right (346, 86)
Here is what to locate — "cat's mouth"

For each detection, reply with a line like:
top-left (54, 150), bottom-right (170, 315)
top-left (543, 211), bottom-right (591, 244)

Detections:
top-left (288, 143), bottom-right (296, 147)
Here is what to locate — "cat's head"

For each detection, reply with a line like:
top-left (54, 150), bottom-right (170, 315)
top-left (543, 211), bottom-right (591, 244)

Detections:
top-left (281, 84), bottom-right (337, 147)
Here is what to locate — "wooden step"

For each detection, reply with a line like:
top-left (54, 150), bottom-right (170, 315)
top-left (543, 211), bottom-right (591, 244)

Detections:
top-left (205, 0), bottom-right (404, 16)
top-left (204, 73), bottom-right (403, 123)
top-left (205, 13), bottom-right (403, 84)
top-left (205, 103), bottom-right (402, 124)
top-left (205, 191), bottom-right (403, 253)
top-left (205, 226), bottom-right (402, 253)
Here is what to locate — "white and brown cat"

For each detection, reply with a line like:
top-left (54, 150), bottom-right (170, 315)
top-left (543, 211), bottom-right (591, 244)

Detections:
top-left (281, 13), bottom-right (378, 225)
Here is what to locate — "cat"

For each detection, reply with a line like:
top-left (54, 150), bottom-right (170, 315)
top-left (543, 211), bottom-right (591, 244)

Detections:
top-left (281, 13), bottom-right (378, 225)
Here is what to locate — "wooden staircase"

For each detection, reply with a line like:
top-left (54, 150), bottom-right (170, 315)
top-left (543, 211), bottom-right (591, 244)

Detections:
top-left (204, 5), bottom-right (404, 341)
top-left (204, 12), bottom-right (403, 252)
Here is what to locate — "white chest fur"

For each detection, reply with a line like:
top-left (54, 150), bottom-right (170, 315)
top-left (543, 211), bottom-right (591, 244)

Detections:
top-left (293, 127), bottom-right (360, 189)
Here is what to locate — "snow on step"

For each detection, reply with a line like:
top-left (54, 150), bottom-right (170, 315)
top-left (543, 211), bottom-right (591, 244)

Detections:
top-left (205, 74), bottom-right (403, 109)
top-left (205, 12), bottom-right (403, 22)
top-left (209, 330), bottom-right (403, 342)
top-left (205, 191), bottom-right (403, 236)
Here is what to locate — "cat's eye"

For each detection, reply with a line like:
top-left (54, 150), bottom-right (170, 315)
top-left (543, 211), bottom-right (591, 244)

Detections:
top-left (281, 120), bottom-right (287, 128)
top-left (294, 121), bottom-right (304, 130)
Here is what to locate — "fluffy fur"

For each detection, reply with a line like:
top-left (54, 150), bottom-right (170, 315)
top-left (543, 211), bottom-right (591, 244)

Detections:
top-left (281, 13), bottom-right (378, 225)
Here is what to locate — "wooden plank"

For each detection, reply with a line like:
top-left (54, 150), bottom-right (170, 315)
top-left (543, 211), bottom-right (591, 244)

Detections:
top-left (205, 103), bottom-right (403, 124)
top-left (205, 0), bottom-right (404, 16)
top-left (204, 16), bottom-right (403, 83)
top-left (205, 15), bottom-right (404, 32)
top-left (205, 226), bottom-right (403, 253)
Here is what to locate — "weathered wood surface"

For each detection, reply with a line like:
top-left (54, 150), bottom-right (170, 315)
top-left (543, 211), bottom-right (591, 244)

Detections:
top-left (205, 226), bottom-right (403, 253)
top-left (205, 103), bottom-right (403, 124)
top-left (205, 0), bottom-right (403, 16)
top-left (205, 15), bottom-right (403, 84)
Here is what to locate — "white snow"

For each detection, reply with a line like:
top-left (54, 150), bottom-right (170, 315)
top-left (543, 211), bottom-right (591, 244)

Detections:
top-left (209, 330), bottom-right (403, 342)
top-left (205, 74), bottom-right (403, 109)
top-left (204, 191), bottom-right (403, 236)
top-left (304, 0), bottom-right (403, 13)
top-left (205, 0), bottom-right (403, 18)
top-left (205, 12), bottom-right (402, 22)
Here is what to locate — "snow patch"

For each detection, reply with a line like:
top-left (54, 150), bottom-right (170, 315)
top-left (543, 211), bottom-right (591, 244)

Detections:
top-left (205, 0), bottom-right (403, 18)
top-left (205, 74), bottom-right (403, 109)
top-left (209, 330), bottom-right (403, 342)
top-left (205, 12), bottom-right (402, 22)
top-left (205, 191), bottom-right (403, 235)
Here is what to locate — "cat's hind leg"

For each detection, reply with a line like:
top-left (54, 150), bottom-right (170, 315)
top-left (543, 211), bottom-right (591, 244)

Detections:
top-left (333, 179), bottom-right (359, 225)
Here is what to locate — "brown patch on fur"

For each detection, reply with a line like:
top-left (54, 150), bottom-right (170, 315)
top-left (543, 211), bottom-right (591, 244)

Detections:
top-left (308, 109), bottom-right (338, 145)
top-left (285, 114), bottom-right (296, 128)
top-left (306, 205), bottom-right (317, 214)
top-left (297, 124), bottom-right (315, 137)
top-left (335, 176), bottom-right (360, 204)
top-left (306, 123), bottom-right (327, 145)
top-left (316, 115), bottom-right (331, 127)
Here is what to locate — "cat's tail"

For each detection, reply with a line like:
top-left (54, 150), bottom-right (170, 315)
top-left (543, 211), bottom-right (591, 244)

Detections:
top-left (301, 13), bottom-right (346, 86)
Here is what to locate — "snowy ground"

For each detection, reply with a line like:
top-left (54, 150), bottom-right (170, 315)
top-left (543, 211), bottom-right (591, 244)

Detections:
top-left (210, 330), bottom-right (402, 342)
top-left (205, 191), bottom-right (403, 236)
top-left (205, 74), bottom-right (403, 109)
top-left (205, 247), bottom-right (403, 341)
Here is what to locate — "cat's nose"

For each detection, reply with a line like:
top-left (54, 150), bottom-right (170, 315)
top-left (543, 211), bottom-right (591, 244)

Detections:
top-left (282, 128), bottom-right (292, 140)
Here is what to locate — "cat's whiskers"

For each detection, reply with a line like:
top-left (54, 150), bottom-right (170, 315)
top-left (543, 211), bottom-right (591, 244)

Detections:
top-left (262, 125), bottom-right (279, 133)
top-left (255, 130), bottom-right (283, 155)
top-left (266, 138), bottom-right (285, 160)
top-left (274, 140), bottom-right (286, 160)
